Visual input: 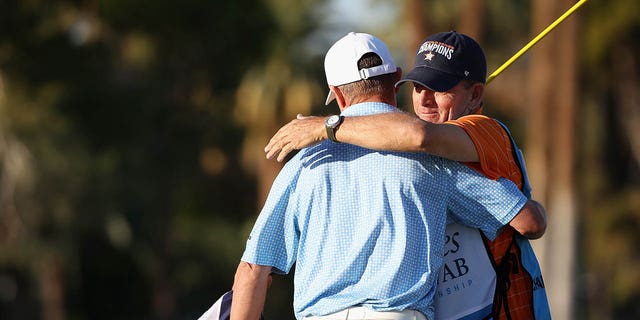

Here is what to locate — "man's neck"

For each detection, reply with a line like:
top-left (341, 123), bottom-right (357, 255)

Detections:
top-left (341, 95), bottom-right (396, 111)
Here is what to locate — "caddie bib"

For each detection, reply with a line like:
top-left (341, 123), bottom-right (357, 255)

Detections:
top-left (434, 223), bottom-right (496, 320)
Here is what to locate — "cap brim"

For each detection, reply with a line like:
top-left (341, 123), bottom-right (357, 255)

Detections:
top-left (325, 90), bottom-right (336, 105)
top-left (395, 66), bottom-right (460, 92)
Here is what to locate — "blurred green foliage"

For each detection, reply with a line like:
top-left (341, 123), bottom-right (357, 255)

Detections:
top-left (0, 0), bottom-right (638, 320)
top-left (0, 0), bottom-right (287, 319)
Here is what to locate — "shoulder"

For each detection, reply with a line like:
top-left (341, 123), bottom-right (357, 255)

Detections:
top-left (447, 115), bottom-right (510, 151)
top-left (448, 115), bottom-right (522, 183)
top-left (447, 114), bottom-right (501, 132)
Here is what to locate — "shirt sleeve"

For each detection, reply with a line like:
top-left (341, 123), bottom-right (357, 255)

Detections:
top-left (447, 115), bottom-right (522, 188)
top-left (444, 159), bottom-right (528, 240)
top-left (241, 159), bottom-right (301, 275)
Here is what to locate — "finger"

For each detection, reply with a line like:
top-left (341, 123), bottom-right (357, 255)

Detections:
top-left (266, 139), bottom-right (284, 160)
top-left (264, 142), bottom-right (271, 153)
top-left (277, 145), bottom-right (293, 162)
top-left (266, 148), bottom-right (276, 160)
top-left (265, 139), bottom-right (275, 154)
top-left (264, 127), bottom-right (286, 153)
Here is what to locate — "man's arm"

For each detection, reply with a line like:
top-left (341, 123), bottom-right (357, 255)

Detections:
top-left (230, 261), bottom-right (272, 320)
top-left (509, 199), bottom-right (547, 239)
top-left (264, 112), bottom-right (479, 163)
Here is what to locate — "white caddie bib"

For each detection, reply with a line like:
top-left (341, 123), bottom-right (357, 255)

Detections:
top-left (434, 223), bottom-right (496, 320)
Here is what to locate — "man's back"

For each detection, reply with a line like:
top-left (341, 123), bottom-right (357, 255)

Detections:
top-left (241, 103), bottom-right (528, 319)
top-left (232, 31), bottom-right (541, 320)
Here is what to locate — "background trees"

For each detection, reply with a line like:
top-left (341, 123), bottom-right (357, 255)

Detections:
top-left (0, 0), bottom-right (637, 319)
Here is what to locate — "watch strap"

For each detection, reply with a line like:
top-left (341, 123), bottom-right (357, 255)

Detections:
top-left (326, 115), bottom-right (344, 143)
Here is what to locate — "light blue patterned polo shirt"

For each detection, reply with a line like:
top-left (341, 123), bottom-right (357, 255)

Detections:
top-left (241, 102), bottom-right (527, 320)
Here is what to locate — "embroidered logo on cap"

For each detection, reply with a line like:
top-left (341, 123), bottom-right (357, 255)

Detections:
top-left (418, 41), bottom-right (455, 60)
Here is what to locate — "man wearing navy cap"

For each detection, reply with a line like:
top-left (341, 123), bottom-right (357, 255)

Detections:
top-left (264, 31), bottom-right (551, 319)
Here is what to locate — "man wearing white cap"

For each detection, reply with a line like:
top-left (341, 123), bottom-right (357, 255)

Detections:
top-left (231, 32), bottom-right (545, 320)
top-left (264, 31), bottom-right (551, 320)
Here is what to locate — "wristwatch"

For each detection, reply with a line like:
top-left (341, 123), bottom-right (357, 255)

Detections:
top-left (325, 115), bottom-right (344, 143)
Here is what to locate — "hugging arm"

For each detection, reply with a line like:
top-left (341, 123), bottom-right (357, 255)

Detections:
top-left (509, 199), bottom-right (547, 239)
top-left (265, 112), bottom-right (479, 162)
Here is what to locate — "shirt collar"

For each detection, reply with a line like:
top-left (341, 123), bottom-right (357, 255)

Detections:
top-left (340, 102), bottom-right (399, 117)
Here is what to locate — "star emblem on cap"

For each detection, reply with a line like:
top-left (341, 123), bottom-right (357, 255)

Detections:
top-left (424, 52), bottom-right (435, 61)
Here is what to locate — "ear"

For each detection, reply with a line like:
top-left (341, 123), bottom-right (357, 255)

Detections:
top-left (331, 86), bottom-right (347, 110)
top-left (469, 83), bottom-right (485, 114)
top-left (470, 82), bottom-right (484, 104)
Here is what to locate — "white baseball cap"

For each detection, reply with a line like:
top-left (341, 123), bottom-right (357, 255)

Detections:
top-left (324, 32), bottom-right (397, 105)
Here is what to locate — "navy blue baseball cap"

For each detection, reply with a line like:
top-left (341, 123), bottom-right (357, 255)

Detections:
top-left (396, 31), bottom-right (486, 92)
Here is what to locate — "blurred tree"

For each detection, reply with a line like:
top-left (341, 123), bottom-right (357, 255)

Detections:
top-left (0, 0), bottom-right (315, 319)
top-left (458, 0), bottom-right (486, 40)
top-left (578, 0), bottom-right (640, 318)
top-left (232, 0), bottom-right (327, 318)
top-left (526, 1), bottom-right (579, 319)
top-left (0, 0), bottom-right (639, 319)
top-left (398, 0), bottom-right (427, 107)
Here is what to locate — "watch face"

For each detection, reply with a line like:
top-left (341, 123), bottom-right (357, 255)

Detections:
top-left (327, 115), bottom-right (340, 126)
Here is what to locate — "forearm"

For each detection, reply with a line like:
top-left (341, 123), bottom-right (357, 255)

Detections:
top-left (231, 262), bottom-right (272, 320)
top-left (265, 112), bottom-right (480, 162)
top-left (335, 112), bottom-right (425, 152)
top-left (336, 112), bottom-right (479, 161)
